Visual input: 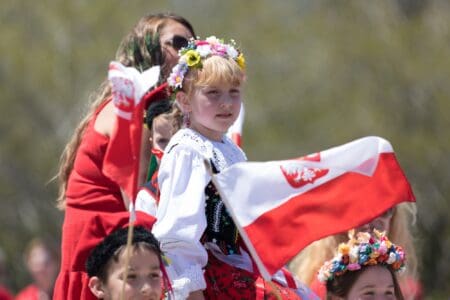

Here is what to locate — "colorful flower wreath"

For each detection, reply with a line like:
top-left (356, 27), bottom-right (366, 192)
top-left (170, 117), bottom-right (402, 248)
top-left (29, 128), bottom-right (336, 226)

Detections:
top-left (167, 36), bottom-right (245, 91)
top-left (317, 229), bottom-right (406, 283)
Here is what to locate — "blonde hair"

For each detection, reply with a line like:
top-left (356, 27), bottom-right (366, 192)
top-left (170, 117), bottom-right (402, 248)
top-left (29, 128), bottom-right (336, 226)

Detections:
top-left (182, 55), bottom-right (245, 96)
top-left (56, 13), bottom-right (195, 209)
top-left (289, 203), bottom-right (418, 287)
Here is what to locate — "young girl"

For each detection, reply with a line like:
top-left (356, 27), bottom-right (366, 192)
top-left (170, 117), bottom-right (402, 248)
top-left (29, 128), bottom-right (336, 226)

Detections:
top-left (152, 36), bottom-right (317, 299)
top-left (54, 13), bottom-right (195, 299)
top-left (289, 203), bottom-right (421, 299)
top-left (86, 226), bottom-right (168, 300)
top-left (317, 230), bottom-right (406, 299)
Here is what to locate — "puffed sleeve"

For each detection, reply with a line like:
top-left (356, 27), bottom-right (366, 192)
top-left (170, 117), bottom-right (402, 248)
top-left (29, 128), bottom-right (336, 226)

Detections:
top-left (152, 146), bottom-right (210, 298)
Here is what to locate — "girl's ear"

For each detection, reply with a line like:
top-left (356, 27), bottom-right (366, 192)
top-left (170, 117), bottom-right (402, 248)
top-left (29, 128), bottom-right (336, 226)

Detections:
top-left (176, 91), bottom-right (191, 113)
top-left (88, 276), bottom-right (106, 299)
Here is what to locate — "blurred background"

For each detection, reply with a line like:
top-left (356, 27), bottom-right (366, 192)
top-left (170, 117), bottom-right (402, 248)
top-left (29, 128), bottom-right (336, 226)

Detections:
top-left (1, 0), bottom-right (449, 297)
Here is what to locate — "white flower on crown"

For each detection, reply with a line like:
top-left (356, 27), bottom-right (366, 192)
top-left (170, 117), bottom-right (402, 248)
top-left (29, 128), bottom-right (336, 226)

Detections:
top-left (206, 36), bottom-right (220, 44)
top-left (226, 45), bottom-right (238, 59)
top-left (349, 246), bottom-right (359, 263)
top-left (197, 45), bottom-right (212, 57)
top-left (386, 252), bottom-right (397, 264)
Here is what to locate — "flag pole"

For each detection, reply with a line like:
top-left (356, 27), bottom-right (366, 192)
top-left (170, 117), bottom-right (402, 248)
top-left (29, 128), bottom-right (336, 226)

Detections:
top-left (204, 159), bottom-right (272, 281)
top-left (120, 210), bottom-right (135, 300)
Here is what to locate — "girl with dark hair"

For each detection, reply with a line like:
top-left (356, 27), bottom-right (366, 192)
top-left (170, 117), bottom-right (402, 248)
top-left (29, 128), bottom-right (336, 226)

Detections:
top-left (318, 230), bottom-right (406, 300)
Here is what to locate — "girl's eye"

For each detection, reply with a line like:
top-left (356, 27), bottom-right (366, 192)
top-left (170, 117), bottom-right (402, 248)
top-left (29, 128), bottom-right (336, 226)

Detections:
top-left (126, 273), bottom-right (137, 280)
top-left (230, 89), bottom-right (240, 96)
top-left (149, 272), bottom-right (162, 280)
top-left (207, 90), bottom-right (219, 95)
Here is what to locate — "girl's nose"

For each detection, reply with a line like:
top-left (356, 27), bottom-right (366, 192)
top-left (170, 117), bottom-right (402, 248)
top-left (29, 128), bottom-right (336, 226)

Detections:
top-left (220, 95), bottom-right (233, 107)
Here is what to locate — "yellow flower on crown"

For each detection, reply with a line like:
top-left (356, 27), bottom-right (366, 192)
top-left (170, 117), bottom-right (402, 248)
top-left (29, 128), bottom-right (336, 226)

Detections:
top-left (236, 53), bottom-right (246, 69)
top-left (338, 243), bottom-right (350, 255)
top-left (184, 50), bottom-right (201, 67)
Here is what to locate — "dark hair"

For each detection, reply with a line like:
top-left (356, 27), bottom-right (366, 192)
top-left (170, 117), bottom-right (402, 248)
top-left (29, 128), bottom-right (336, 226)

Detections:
top-left (86, 226), bottom-right (161, 281)
top-left (145, 99), bottom-right (173, 129)
top-left (326, 265), bottom-right (404, 300)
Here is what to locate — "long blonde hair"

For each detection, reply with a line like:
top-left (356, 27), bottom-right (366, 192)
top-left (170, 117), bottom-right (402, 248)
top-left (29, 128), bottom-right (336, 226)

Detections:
top-left (289, 203), bottom-right (418, 286)
top-left (56, 13), bottom-right (195, 209)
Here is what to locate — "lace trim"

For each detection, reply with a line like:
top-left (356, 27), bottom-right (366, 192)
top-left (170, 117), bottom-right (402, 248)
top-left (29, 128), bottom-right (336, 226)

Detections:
top-left (167, 128), bottom-right (246, 172)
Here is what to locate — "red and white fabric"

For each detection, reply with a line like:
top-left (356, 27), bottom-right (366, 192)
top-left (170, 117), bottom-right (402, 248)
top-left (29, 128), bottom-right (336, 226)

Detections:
top-left (213, 136), bottom-right (416, 280)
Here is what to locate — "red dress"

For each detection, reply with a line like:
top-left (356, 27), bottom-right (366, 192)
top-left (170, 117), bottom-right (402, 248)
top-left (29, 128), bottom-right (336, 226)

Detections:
top-left (0, 285), bottom-right (13, 300)
top-left (15, 285), bottom-right (43, 300)
top-left (53, 100), bottom-right (127, 300)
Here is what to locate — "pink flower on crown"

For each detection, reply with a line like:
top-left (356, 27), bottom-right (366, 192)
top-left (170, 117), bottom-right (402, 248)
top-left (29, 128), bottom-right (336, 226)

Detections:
top-left (347, 263), bottom-right (361, 271)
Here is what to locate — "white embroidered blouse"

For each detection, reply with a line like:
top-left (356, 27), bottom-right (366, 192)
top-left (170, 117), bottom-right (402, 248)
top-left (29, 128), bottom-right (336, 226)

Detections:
top-left (152, 128), bottom-right (251, 299)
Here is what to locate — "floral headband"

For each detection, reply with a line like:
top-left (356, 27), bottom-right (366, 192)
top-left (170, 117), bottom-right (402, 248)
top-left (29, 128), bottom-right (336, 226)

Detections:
top-left (167, 36), bottom-right (245, 91)
top-left (317, 229), bottom-right (406, 283)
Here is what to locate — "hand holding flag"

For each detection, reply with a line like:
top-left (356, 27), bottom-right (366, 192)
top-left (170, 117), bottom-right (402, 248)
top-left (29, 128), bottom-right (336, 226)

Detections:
top-left (103, 62), bottom-right (162, 203)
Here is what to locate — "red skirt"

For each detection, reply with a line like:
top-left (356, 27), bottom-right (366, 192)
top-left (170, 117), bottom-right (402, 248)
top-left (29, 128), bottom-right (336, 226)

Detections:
top-left (203, 252), bottom-right (302, 300)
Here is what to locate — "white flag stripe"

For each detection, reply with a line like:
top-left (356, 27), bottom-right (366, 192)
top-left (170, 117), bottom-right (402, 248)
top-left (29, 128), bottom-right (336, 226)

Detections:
top-left (216, 163), bottom-right (344, 227)
top-left (209, 166), bottom-right (272, 281)
top-left (318, 136), bottom-right (393, 176)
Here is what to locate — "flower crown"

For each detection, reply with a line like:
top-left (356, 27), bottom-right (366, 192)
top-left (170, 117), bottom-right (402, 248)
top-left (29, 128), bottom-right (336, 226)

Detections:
top-left (167, 36), bottom-right (245, 91)
top-left (317, 229), bottom-right (406, 283)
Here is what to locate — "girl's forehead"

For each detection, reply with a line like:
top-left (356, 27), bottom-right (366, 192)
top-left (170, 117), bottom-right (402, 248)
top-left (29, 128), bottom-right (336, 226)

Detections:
top-left (196, 82), bottom-right (242, 89)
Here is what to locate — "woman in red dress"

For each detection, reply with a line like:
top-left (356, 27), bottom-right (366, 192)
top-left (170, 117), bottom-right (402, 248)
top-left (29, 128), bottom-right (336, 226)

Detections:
top-left (53, 13), bottom-right (195, 300)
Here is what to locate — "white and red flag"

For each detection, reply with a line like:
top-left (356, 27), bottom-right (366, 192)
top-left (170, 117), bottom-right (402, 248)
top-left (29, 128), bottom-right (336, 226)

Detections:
top-left (227, 102), bottom-right (245, 147)
top-left (103, 62), bottom-right (166, 205)
top-left (212, 136), bottom-right (415, 280)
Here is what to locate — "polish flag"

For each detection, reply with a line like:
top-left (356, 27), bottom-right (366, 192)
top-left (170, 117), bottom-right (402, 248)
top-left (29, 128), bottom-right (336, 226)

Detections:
top-left (227, 102), bottom-right (244, 147)
top-left (213, 136), bottom-right (415, 280)
top-left (103, 62), bottom-right (167, 205)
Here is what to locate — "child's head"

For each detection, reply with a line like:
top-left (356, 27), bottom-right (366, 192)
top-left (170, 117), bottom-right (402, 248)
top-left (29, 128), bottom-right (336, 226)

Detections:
top-left (145, 99), bottom-right (182, 152)
top-left (168, 36), bottom-right (246, 141)
top-left (23, 238), bottom-right (59, 294)
top-left (318, 230), bottom-right (405, 300)
top-left (86, 226), bottom-right (163, 300)
top-left (289, 203), bottom-right (417, 286)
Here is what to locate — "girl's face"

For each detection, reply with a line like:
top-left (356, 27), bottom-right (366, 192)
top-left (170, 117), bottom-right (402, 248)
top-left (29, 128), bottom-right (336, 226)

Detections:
top-left (179, 83), bottom-right (242, 141)
top-left (346, 266), bottom-right (396, 300)
top-left (150, 114), bottom-right (175, 152)
top-left (102, 248), bottom-right (162, 300)
top-left (159, 19), bottom-right (193, 74)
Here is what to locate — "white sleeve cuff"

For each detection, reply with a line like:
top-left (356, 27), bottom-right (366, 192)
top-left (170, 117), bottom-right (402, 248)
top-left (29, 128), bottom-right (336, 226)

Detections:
top-left (169, 264), bottom-right (206, 299)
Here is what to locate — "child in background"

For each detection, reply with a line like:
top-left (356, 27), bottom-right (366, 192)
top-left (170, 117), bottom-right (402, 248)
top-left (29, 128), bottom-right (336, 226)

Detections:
top-left (152, 36), bottom-right (317, 299)
top-left (289, 203), bottom-right (422, 299)
top-left (15, 238), bottom-right (59, 300)
top-left (317, 230), bottom-right (406, 299)
top-left (86, 226), bottom-right (168, 300)
top-left (134, 99), bottom-right (183, 217)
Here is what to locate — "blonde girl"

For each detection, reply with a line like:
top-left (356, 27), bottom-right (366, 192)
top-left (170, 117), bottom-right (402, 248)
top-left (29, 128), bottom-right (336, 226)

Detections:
top-left (152, 36), bottom-right (317, 300)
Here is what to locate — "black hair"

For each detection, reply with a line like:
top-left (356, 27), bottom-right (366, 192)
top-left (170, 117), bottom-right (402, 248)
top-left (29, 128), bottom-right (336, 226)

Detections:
top-left (86, 226), bottom-right (161, 280)
top-left (144, 99), bottom-right (173, 129)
